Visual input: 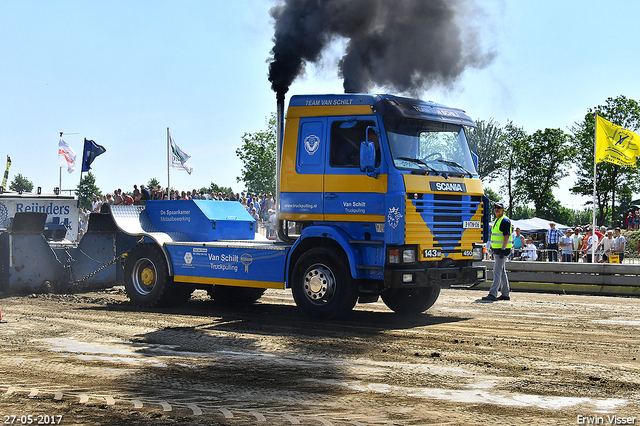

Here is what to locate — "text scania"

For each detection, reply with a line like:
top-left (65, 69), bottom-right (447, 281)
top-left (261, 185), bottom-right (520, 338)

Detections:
top-left (430, 182), bottom-right (467, 193)
top-left (16, 202), bottom-right (70, 215)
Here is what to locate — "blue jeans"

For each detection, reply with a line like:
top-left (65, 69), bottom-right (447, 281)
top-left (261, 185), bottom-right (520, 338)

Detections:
top-left (562, 252), bottom-right (573, 262)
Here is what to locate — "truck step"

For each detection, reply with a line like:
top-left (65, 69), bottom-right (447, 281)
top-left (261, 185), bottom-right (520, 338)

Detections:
top-left (356, 265), bottom-right (383, 270)
top-left (349, 240), bottom-right (384, 245)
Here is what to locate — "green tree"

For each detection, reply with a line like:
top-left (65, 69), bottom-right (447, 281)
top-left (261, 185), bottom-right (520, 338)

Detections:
top-left (148, 177), bottom-right (161, 189)
top-left (570, 95), bottom-right (640, 227)
top-left (539, 197), bottom-right (572, 225)
top-left (76, 172), bottom-right (101, 210)
top-left (483, 186), bottom-right (502, 221)
top-left (566, 208), bottom-right (593, 227)
top-left (500, 121), bottom-right (527, 218)
top-left (483, 186), bottom-right (500, 204)
top-left (467, 118), bottom-right (506, 182)
top-left (200, 182), bottom-right (234, 197)
top-left (510, 205), bottom-right (535, 221)
top-left (236, 113), bottom-right (276, 196)
top-left (512, 128), bottom-right (575, 217)
top-left (9, 173), bottom-right (34, 193)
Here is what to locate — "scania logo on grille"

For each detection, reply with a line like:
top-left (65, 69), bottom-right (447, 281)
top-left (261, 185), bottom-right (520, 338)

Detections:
top-left (430, 182), bottom-right (467, 192)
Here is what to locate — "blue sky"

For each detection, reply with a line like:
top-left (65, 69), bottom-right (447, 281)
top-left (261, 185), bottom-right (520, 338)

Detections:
top-left (1, 0), bottom-right (638, 209)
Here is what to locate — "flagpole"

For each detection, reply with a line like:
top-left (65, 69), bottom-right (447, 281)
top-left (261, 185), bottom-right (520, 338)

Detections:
top-left (167, 127), bottom-right (170, 195)
top-left (592, 114), bottom-right (598, 263)
top-left (79, 138), bottom-right (86, 194)
top-left (59, 131), bottom-right (63, 194)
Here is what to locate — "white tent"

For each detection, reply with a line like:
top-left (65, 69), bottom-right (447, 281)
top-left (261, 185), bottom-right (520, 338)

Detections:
top-left (511, 217), bottom-right (571, 234)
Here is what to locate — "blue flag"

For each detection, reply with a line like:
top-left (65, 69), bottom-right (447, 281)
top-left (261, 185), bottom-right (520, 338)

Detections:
top-left (81, 139), bottom-right (106, 172)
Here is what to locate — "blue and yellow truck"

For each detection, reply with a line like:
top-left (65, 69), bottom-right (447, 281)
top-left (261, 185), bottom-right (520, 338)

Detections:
top-left (114, 94), bottom-right (487, 319)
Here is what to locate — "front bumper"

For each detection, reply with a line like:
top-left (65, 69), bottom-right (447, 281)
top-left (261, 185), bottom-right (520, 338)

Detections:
top-left (384, 264), bottom-right (486, 289)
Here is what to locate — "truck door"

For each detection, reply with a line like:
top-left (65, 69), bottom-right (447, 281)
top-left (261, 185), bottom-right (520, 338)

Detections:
top-left (279, 117), bottom-right (327, 221)
top-left (324, 117), bottom-right (386, 223)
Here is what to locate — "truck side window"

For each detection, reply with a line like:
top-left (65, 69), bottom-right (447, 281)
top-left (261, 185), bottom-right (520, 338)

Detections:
top-left (330, 120), bottom-right (377, 168)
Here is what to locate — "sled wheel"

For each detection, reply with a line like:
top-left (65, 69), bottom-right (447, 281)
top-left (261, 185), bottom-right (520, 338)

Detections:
top-left (124, 244), bottom-right (190, 307)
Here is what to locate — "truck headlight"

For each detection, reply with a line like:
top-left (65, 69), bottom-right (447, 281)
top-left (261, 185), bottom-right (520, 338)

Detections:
top-left (472, 245), bottom-right (484, 260)
top-left (403, 249), bottom-right (416, 263)
top-left (388, 248), bottom-right (416, 264)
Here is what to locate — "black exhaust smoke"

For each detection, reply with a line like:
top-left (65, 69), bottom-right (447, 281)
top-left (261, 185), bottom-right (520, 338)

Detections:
top-left (268, 0), bottom-right (495, 97)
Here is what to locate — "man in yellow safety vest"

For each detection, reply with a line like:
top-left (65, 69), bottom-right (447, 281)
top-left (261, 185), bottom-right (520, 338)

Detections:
top-left (482, 202), bottom-right (512, 301)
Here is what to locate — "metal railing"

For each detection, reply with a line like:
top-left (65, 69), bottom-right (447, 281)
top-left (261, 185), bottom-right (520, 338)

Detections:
top-left (477, 259), bottom-right (640, 296)
top-left (489, 248), bottom-right (637, 263)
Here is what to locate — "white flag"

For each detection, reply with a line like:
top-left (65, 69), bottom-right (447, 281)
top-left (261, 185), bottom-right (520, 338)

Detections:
top-left (169, 133), bottom-right (194, 174)
top-left (58, 137), bottom-right (76, 173)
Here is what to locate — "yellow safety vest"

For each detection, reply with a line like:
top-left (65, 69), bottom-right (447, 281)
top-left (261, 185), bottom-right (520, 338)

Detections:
top-left (491, 215), bottom-right (513, 250)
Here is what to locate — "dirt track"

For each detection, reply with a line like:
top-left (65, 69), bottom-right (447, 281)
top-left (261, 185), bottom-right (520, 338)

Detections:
top-left (0, 287), bottom-right (638, 425)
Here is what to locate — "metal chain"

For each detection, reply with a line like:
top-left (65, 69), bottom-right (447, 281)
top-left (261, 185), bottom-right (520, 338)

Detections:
top-left (73, 253), bottom-right (126, 285)
top-left (61, 238), bottom-right (142, 289)
top-left (62, 247), bottom-right (77, 285)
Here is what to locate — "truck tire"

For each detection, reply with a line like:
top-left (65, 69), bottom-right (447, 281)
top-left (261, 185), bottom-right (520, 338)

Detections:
top-left (207, 285), bottom-right (266, 304)
top-left (381, 285), bottom-right (441, 315)
top-left (291, 248), bottom-right (359, 320)
top-left (124, 244), bottom-right (191, 307)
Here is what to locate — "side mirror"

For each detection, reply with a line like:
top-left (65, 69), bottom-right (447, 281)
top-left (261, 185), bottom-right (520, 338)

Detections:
top-left (471, 151), bottom-right (478, 170)
top-left (360, 141), bottom-right (377, 176)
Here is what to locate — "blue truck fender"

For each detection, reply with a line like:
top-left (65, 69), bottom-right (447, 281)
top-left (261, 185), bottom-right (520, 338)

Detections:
top-left (139, 236), bottom-right (175, 276)
top-left (285, 225), bottom-right (363, 286)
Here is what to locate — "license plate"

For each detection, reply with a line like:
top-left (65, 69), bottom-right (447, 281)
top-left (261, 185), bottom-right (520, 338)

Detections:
top-left (463, 220), bottom-right (481, 229)
top-left (423, 249), bottom-right (442, 258)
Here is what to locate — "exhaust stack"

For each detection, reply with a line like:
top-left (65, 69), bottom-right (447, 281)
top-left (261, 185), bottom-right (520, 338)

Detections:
top-left (275, 92), bottom-right (285, 241)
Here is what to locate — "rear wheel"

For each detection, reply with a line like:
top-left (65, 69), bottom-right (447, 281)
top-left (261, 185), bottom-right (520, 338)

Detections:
top-left (207, 285), bottom-right (266, 304)
top-left (291, 248), bottom-right (358, 320)
top-left (381, 285), bottom-right (441, 315)
top-left (124, 244), bottom-right (191, 307)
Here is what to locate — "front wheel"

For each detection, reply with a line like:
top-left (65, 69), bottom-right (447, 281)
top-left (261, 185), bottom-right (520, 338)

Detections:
top-left (381, 285), bottom-right (441, 315)
top-left (124, 244), bottom-right (191, 307)
top-left (291, 248), bottom-right (359, 320)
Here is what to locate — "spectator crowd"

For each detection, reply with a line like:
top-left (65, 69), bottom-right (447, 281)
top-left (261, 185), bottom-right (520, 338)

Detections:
top-left (507, 223), bottom-right (627, 263)
top-left (625, 210), bottom-right (640, 230)
top-left (78, 185), bottom-right (277, 239)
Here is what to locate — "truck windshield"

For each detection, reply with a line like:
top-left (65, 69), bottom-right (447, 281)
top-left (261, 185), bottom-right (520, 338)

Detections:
top-left (384, 116), bottom-right (477, 177)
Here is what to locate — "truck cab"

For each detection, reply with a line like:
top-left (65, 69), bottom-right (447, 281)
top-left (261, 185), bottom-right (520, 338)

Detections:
top-left (278, 94), bottom-right (486, 317)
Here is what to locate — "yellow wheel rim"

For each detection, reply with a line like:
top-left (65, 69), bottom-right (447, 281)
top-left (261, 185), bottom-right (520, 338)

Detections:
top-left (141, 267), bottom-right (155, 286)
